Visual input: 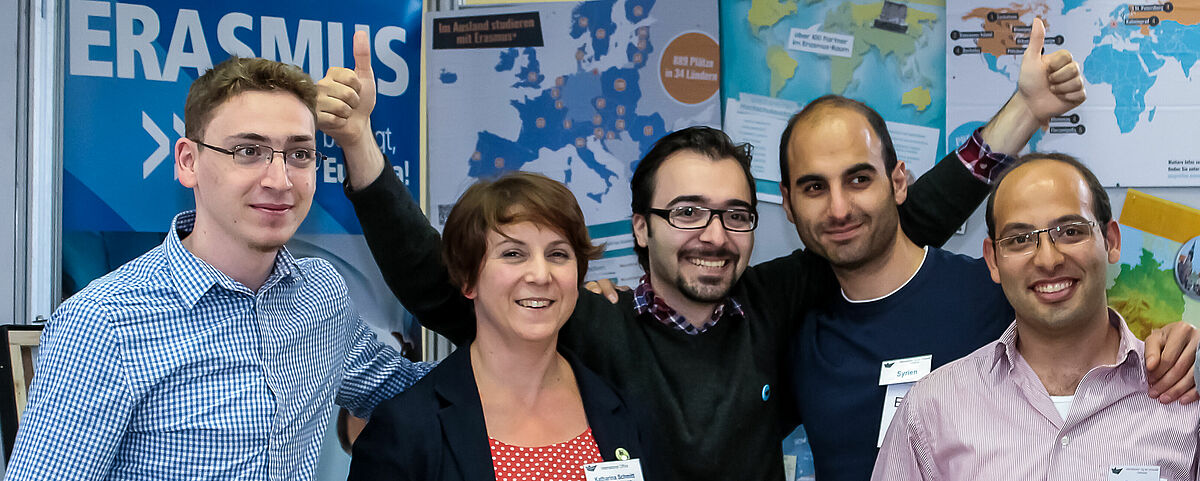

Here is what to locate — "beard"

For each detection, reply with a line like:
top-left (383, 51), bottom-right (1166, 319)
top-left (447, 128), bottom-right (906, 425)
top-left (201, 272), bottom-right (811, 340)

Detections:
top-left (810, 208), bottom-right (901, 272)
top-left (674, 245), bottom-right (739, 303)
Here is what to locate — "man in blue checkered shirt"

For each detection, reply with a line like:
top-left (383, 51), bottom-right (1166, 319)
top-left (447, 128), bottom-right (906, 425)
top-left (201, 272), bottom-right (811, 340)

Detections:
top-left (5, 55), bottom-right (433, 480)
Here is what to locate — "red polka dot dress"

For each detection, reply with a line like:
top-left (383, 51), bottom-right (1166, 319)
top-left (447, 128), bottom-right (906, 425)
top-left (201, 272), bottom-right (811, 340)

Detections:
top-left (489, 428), bottom-right (604, 481)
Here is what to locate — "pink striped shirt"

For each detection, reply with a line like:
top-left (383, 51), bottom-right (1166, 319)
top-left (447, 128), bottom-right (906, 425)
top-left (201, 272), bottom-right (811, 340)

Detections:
top-left (873, 309), bottom-right (1200, 481)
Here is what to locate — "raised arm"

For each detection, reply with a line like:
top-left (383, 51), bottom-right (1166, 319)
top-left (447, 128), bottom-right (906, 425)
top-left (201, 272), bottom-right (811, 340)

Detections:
top-left (317, 31), bottom-right (475, 344)
top-left (900, 17), bottom-right (1085, 247)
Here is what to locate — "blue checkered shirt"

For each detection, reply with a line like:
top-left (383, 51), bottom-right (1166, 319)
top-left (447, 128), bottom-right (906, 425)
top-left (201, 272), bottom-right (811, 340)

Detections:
top-left (6, 211), bottom-right (434, 480)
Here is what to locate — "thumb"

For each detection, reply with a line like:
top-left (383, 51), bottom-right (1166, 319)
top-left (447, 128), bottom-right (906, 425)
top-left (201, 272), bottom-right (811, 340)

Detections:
top-left (1145, 343), bottom-right (1161, 372)
top-left (1023, 17), bottom-right (1045, 66)
top-left (353, 30), bottom-right (373, 78)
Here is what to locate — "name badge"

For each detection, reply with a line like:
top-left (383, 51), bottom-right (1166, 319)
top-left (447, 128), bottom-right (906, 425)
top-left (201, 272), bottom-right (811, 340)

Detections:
top-left (876, 355), bottom-right (932, 447)
top-left (877, 382), bottom-right (913, 447)
top-left (878, 354), bottom-right (932, 386)
top-left (1108, 465), bottom-right (1160, 481)
top-left (583, 459), bottom-right (644, 481)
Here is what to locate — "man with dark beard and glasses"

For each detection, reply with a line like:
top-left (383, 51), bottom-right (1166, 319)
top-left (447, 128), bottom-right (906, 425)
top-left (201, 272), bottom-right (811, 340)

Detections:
top-left (306, 26), bottom-right (1180, 481)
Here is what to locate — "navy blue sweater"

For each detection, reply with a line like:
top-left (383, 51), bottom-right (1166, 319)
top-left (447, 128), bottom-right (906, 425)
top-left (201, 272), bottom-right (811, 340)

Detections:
top-left (788, 247), bottom-right (1013, 481)
top-left (347, 154), bottom-right (991, 481)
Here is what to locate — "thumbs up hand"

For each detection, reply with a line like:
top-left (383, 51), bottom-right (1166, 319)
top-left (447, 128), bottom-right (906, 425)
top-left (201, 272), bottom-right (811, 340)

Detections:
top-left (1018, 18), bottom-right (1086, 127)
top-left (318, 30), bottom-right (376, 148)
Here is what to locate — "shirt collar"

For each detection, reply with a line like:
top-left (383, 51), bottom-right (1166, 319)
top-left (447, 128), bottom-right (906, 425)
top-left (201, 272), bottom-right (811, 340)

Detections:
top-left (164, 210), bottom-right (302, 308)
top-left (841, 246), bottom-right (928, 303)
top-left (632, 275), bottom-right (744, 334)
top-left (991, 308), bottom-right (1144, 383)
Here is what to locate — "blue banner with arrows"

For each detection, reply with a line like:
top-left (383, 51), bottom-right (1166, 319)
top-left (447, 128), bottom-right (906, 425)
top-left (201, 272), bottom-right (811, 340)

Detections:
top-left (63, 0), bottom-right (420, 234)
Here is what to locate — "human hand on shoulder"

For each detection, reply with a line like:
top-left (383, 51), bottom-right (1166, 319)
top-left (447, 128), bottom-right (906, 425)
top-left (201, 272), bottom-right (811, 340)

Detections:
top-left (584, 278), bottom-right (629, 304)
top-left (1144, 321), bottom-right (1200, 405)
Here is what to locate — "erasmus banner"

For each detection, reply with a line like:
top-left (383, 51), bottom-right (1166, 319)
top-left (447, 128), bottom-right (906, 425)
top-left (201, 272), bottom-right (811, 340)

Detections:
top-left (62, 0), bottom-right (421, 234)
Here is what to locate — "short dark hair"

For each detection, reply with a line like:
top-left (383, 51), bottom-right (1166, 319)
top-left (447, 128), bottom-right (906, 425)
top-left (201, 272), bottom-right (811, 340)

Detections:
top-left (184, 57), bottom-right (317, 141)
top-left (629, 126), bottom-right (756, 271)
top-left (778, 95), bottom-right (898, 188)
top-left (442, 172), bottom-right (604, 291)
top-left (985, 152), bottom-right (1112, 239)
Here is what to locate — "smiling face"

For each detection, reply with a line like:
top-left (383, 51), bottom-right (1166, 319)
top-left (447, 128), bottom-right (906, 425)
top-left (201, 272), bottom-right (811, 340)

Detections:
top-left (632, 150), bottom-right (754, 303)
top-left (780, 107), bottom-right (908, 271)
top-left (465, 222), bottom-right (579, 345)
top-left (177, 90), bottom-right (316, 253)
top-left (983, 158), bottom-right (1121, 334)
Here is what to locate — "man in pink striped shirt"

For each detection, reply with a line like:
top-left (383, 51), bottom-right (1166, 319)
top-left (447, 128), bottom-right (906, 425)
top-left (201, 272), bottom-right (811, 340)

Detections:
top-left (873, 153), bottom-right (1200, 481)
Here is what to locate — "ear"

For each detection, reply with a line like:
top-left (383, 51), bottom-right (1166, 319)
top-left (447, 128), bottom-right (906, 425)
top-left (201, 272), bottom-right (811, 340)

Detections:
top-left (632, 213), bottom-right (649, 248)
top-left (982, 237), bottom-right (1002, 284)
top-left (462, 283), bottom-right (477, 300)
top-left (890, 160), bottom-right (909, 205)
top-left (175, 138), bottom-right (199, 188)
top-left (780, 182), bottom-right (796, 224)
top-left (1102, 220), bottom-right (1122, 264)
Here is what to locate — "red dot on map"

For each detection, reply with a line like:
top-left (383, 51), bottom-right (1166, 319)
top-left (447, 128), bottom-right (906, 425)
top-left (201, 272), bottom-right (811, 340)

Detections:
top-left (536, 117), bottom-right (546, 128)
top-left (614, 79), bottom-right (627, 91)
top-left (494, 157), bottom-right (505, 169)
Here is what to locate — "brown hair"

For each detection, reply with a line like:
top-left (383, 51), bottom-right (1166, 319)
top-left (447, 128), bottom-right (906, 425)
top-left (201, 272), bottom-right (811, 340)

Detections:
top-left (184, 57), bottom-right (318, 140)
top-left (629, 126), bottom-right (755, 271)
top-left (443, 172), bottom-right (604, 291)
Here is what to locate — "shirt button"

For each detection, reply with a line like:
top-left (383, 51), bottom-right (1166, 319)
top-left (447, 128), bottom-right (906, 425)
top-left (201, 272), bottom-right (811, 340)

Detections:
top-left (1060, 436), bottom-right (1069, 447)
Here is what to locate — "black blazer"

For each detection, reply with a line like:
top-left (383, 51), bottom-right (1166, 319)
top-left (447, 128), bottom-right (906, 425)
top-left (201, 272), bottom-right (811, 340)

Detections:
top-left (347, 345), bottom-right (656, 481)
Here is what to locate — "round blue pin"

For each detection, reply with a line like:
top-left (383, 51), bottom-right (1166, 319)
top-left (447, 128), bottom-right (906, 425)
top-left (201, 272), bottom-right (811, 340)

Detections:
top-left (761, 384), bottom-right (771, 401)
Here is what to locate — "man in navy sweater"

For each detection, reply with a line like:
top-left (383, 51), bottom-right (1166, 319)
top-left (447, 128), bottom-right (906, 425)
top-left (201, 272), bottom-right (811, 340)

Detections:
top-left (781, 19), bottom-right (1200, 481)
top-left (317, 21), bottom-right (1198, 481)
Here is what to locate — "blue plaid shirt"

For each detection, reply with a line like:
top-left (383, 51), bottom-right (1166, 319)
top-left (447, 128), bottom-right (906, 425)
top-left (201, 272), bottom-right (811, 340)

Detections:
top-left (6, 211), bottom-right (434, 481)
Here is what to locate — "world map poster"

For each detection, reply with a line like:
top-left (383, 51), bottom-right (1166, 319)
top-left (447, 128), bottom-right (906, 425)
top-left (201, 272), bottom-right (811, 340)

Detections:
top-left (947, 0), bottom-right (1200, 187)
top-left (426, 0), bottom-right (721, 284)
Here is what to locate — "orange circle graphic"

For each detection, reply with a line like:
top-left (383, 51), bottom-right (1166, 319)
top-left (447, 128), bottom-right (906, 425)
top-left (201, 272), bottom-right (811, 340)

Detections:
top-left (658, 32), bottom-right (720, 105)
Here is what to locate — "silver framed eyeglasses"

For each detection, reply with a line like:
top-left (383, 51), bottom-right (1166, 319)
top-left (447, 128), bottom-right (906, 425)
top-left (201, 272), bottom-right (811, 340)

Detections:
top-left (194, 140), bottom-right (325, 170)
top-left (647, 206), bottom-right (759, 232)
top-left (992, 220), bottom-right (1097, 257)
